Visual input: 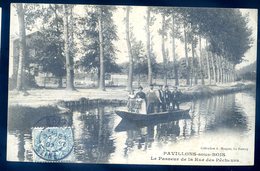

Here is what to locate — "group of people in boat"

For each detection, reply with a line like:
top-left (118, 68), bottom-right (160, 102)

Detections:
top-left (127, 84), bottom-right (183, 114)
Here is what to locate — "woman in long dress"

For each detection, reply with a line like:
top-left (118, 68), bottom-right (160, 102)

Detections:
top-left (135, 95), bottom-right (147, 114)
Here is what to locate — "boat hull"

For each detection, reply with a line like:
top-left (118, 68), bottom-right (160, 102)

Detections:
top-left (115, 109), bottom-right (190, 121)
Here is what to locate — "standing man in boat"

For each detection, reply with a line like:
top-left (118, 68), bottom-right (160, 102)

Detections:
top-left (156, 85), bottom-right (164, 112)
top-left (163, 85), bottom-right (171, 111)
top-left (171, 86), bottom-right (182, 110)
top-left (146, 84), bottom-right (159, 114)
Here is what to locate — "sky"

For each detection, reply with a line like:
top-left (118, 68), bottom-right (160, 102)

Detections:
top-left (9, 4), bottom-right (258, 71)
top-left (112, 7), bottom-right (258, 69)
top-left (237, 9), bottom-right (258, 69)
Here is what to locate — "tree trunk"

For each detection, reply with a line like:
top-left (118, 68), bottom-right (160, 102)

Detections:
top-left (138, 74), bottom-right (141, 86)
top-left (161, 13), bottom-right (167, 85)
top-left (58, 76), bottom-right (62, 88)
top-left (223, 59), bottom-right (226, 83)
top-left (232, 63), bottom-right (235, 82)
top-left (172, 14), bottom-right (179, 86)
top-left (211, 52), bottom-right (216, 84)
top-left (184, 25), bottom-right (190, 86)
top-left (50, 4), bottom-right (64, 83)
top-left (215, 55), bottom-right (220, 84)
top-left (16, 4), bottom-right (26, 91)
top-left (191, 41), bottom-right (198, 85)
top-left (97, 68), bottom-right (100, 87)
top-left (198, 36), bottom-right (204, 85)
top-left (98, 7), bottom-right (105, 91)
top-left (44, 73), bottom-right (47, 88)
top-left (69, 6), bottom-right (76, 87)
top-left (146, 7), bottom-right (153, 85)
top-left (205, 40), bottom-right (211, 85)
top-left (126, 7), bottom-right (133, 91)
top-left (220, 56), bottom-right (224, 83)
top-left (63, 4), bottom-right (75, 91)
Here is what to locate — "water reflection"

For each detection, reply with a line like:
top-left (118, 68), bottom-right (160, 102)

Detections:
top-left (72, 107), bottom-right (116, 163)
top-left (7, 92), bottom-right (255, 163)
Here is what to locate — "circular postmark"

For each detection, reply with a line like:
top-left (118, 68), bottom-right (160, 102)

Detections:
top-left (33, 127), bottom-right (74, 161)
top-left (32, 115), bottom-right (74, 161)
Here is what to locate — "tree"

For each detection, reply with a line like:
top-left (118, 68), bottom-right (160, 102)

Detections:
top-left (97, 6), bottom-right (105, 91)
top-left (20, 4), bottom-right (78, 89)
top-left (125, 7), bottom-right (133, 91)
top-left (155, 7), bottom-right (179, 85)
top-left (76, 6), bottom-right (120, 88)
top-left (63, 4), bottom-right (75, 90)
top-left (171, 13), bottom-right (180, 86)
top-left (30, 4), bottom-right (66, 88)
top-left (146, 7), bottom-right (153, 85)
top-left (205, 40), bottom-right (212, 85)
top-left (198, 36), bottom-right (205, 85)
top-left (183, 24), bottom-right (190, 86)
top-left (131, 39), bottom-right (147, 85)
top-left (13, 4), bottom-right (59, 89)
top-left (16, 3), bottom-right (26, 91)
top-left (160, 12), bottom-right (168, 85)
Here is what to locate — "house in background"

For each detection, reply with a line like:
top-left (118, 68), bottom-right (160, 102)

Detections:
top-left (9, 30), bottom-right (128, 89)
top-left (9, 31), bottom-right (43, 88)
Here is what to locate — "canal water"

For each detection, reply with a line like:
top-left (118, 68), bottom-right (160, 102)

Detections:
top-left (7, 91), bottom-right (255, 164)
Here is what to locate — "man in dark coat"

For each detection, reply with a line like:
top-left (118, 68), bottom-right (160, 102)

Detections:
top-left (163, 85), bottom-right (171, 111)
top-left (156, 85), bottom-right (164, 112)
top-left (146, 84), bottom-right (159, 114)
top-left (171, 86), bottom-right (182, 110)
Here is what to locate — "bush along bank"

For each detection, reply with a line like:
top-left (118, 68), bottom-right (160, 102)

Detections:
top-left (180, 82), bottom-right (255, 102)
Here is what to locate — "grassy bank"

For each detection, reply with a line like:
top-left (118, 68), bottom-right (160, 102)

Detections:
top-left (181, 82), bottom-right (255, 101)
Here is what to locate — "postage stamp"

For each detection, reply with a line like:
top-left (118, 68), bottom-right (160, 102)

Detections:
top-left (31, 115), bottom-right (74, 162)
top-left (32, 127), bottom-right (74, 162)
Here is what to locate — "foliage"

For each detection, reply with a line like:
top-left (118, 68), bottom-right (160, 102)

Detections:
top-left (76, 6), bottom-right (121, 74)
top-left (185, 8), bottom-right (253, 64)
top-left (21, 4), bottom-right (66, 78)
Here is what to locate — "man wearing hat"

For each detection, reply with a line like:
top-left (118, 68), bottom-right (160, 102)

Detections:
top-left (156, 85), bottom-right (164, 112)
top-left (163, 85), bottom-right (171, 111)
top-left (146, 84), bottom-right (159, 114)
top-left (171, 86), bottom-right (182, 110)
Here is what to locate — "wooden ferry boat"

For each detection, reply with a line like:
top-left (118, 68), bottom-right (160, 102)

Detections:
top-left (115, 108), bottom-right (190, 121)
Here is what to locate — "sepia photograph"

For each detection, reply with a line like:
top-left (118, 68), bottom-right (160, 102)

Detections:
top-left (7, 3), bottom-right (257, 165)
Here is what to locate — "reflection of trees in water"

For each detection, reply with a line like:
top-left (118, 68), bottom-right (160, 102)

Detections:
top-left (13, 130), bottom-right (33, 161)
top-left (9, 93), bottom-right (250, 162)
top-left (123, 93), bottom-right (249, 157)
top-left (123, 126), bottom-right (154, 158)
top-left (156, 121), bottom-right (180, 144)
top-left (72, 106), bottom-right (115, 163)
top-left (123, 121), bottom-right (180, 157)
top-left (185, 94), bottom-right (249, 137)
top-left (17, 131), bottom-right (25, 161)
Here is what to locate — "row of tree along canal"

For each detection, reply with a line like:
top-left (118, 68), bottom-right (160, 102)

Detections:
top-left (14, 4), bottom-right (253, 93)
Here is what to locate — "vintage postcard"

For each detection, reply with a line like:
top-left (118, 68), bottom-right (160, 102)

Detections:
top-left (7, 3), bottom-right (257, 165)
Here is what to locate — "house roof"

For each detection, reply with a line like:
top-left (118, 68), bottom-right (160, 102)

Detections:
top-left (11, 30), bottom-right (42, 43)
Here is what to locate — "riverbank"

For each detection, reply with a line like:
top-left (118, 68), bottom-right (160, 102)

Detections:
top-left (8, 81), bottom-right (255, 108)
